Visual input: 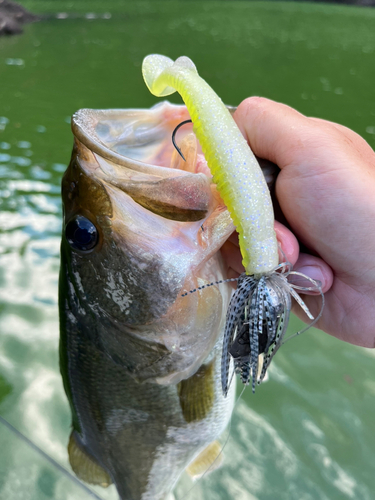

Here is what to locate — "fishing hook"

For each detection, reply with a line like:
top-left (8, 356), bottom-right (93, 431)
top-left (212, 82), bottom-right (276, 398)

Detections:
top-left (171, 119), bottom-right (192, 161)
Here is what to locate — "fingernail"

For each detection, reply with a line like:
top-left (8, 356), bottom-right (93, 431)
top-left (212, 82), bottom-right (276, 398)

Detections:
top-left (294, 265), bottom-right (325, 288)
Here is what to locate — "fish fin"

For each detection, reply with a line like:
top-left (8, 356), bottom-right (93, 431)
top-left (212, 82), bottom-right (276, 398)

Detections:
top-left (68, 431), bottom-right (112, 487)
top-left (186, 441), bottom-right (223, 480)
top-left (177, 360), bottom-right (214, 423)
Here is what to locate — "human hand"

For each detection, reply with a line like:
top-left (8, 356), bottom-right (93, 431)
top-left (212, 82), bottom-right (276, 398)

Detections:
top-left (221, 97), bottom-right (375, 348)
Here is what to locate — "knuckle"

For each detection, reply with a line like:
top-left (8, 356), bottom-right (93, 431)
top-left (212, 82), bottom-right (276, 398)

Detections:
top-left (237, 96), bottom-right (271, 118)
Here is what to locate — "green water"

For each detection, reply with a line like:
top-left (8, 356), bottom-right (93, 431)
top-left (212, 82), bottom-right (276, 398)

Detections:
top-left (0, 1), bottom-right (375, 499)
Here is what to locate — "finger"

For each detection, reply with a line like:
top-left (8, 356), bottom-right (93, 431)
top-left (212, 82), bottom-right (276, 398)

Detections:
top-left (274, 220), bottom-right (299, 267)
top-left (309, 117), bottom-right (375, 163)
top-left (290, 252), bottom-right (333, 295)
top-left (233, 97), bottom-right (312, 168)
top-left (289, 253), bottom-right (333, 331)
top-left (233, 96), bottom-right (363, 171)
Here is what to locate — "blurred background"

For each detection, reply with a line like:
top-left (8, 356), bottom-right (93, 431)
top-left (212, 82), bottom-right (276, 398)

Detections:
top-left (0, 1), bottom-right (375, 499)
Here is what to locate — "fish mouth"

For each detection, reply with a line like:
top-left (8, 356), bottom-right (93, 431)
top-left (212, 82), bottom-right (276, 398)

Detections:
top-left (71, 102), bottom-right (219, 223)
top-left (62, 102), bottom-right (279, 383)
top-left (71, 102), bottom-right (277, 223)
top-left (72, 102), bottom-right (196, 174)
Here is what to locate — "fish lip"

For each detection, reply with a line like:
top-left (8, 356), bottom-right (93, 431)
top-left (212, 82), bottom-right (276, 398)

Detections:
top-left (71, 103), bottom-right (190, 178)
top-left (72, 108), bottom-right (150, 168)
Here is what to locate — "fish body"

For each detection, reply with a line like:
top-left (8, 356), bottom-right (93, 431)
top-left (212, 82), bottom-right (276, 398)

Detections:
top-left (59, 102), bottom-right (278, 498)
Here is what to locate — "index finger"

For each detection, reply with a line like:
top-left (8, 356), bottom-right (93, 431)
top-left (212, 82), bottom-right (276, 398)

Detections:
top-left (233, 96), bottom-right (360, 171)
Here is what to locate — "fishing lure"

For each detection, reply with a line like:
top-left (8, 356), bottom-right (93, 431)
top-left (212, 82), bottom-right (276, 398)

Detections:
top-left (142, 55), bottom-right (323, 395)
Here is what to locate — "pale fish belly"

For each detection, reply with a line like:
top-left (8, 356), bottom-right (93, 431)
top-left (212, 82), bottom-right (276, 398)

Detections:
top-left (65, 313), bottom-right (235, 500)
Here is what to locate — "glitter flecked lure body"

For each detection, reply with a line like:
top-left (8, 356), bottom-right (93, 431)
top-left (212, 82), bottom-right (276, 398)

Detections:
top-left (142, 55), bottom-right (323, 395)
top-left (142, 54), bottom-right (278, 276)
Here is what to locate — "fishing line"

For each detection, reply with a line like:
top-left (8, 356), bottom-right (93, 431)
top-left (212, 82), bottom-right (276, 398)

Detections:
top-left (179, 384), bottom-right (246, 500)
top-left (0, 414), bottom-right (105, 500)
top-left (181, 277), bottom-right (239, 297)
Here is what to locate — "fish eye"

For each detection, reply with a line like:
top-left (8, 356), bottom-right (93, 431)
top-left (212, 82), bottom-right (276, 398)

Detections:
top-left (65, 215), bottom-right (98, 252)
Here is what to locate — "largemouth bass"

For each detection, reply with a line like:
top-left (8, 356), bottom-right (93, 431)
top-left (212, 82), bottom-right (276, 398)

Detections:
top-left (59, 102), bottom-right (278, 499)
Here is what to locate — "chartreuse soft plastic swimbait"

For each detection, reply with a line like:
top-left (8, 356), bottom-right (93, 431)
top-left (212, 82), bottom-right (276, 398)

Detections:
top-left (142, 55), bottom-right (324, 394)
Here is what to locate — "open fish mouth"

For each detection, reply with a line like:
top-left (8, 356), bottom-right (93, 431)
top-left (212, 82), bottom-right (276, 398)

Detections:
top-left (61, 101), bottom-right (278, 384)
top-left (71, 102), bottom-right (278, 221)
top-left (71, 103), bottom-right (214, 223)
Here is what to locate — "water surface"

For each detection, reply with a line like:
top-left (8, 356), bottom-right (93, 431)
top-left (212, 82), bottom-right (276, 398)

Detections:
top-left (0, 1), bottom-right (375, 499)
